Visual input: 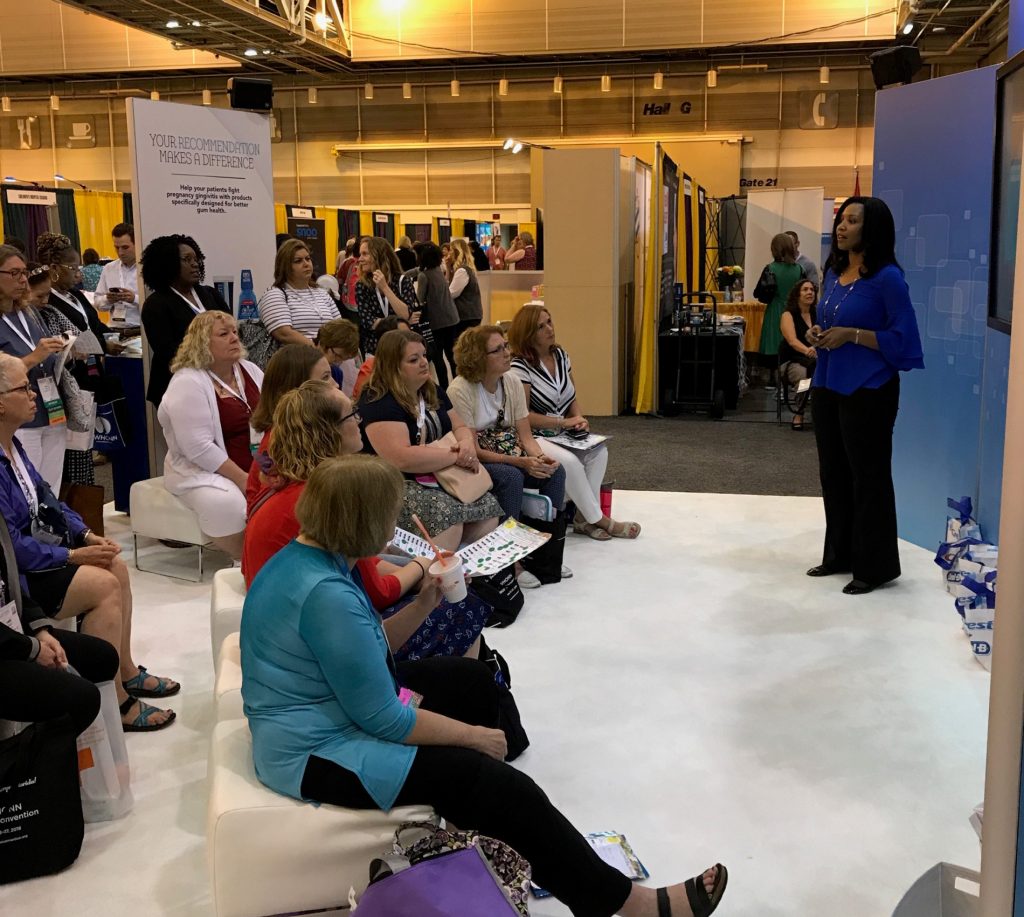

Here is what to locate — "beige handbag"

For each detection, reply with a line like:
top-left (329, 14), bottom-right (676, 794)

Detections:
top-left (428, 432), bottom-right (492, 503)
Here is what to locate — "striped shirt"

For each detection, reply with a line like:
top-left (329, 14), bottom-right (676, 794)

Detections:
top-left (510, 348), bottom-right (576, 418)
top-left (257, 284), bottom-right (340, 339)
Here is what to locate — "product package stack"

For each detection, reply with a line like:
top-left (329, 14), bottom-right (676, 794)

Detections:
top-left (935, 496), bottom-right (998, 671)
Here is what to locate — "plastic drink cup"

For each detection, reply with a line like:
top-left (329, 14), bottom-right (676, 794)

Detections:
top-left (429, 554), bottom-right (467, 603)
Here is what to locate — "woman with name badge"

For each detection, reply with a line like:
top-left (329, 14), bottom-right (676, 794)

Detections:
top-left (140, 234), bottom-right (231, 406)
top-left (158, 311), bottom-right (263, 560)
top-left (0, 245), bottom-right (67, 492)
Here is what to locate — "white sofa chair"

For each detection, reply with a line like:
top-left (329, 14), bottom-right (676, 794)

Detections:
top-left (211, 567), bottom-right (247, 661)
top-left (215, 633), bottom-right (243, 722)
top-left (130, 476), bottom-right (211, 581)
top-left (208, 718), bottom-right (434, 917)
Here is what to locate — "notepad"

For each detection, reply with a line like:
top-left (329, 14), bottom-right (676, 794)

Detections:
top-left (531, 832), bottom-right (648, 898)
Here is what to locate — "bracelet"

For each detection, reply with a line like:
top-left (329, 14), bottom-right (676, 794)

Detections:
top-left (855, 329), bottom-right (861, 345)
top-left (411, 559), bottom-right (428, 582)
top-left (67, 548), bottom-right (75, 566)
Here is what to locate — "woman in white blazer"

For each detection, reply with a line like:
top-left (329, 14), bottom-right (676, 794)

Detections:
top-left (157, 312), bottom-right (264, 559)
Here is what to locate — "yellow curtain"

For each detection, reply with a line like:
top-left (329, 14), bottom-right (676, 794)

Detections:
top-left (632, 146), bottom-right (662, 415)
top-left (450, 218), bottom-right (465, 240)
top-left (359, 211), bottom-right (373, 237)
top-left (74, 191), bottom-right (125, 259)
top-left (274, 203), bottom-right (288, 236)
top-left (431, 217), bottom-right (440, 241)
top-left (519, 221), bottom-right (537, 240)
top-left (321, 206), bottom-right (340, 273)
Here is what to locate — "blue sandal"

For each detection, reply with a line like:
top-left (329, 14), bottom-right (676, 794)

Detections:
top-left (123, 665), bottom-right (180, 699)
top-left (119, 697), bottom-right (176, 732)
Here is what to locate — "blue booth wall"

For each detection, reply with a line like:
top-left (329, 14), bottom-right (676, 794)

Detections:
top-left (873, 65), bottom-right (1008, 549)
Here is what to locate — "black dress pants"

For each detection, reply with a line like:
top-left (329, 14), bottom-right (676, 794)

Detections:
top-left (300, 656), bottom-right (632, 917)
top-left (432, 323), bottom-right (460, 381)
top-left (0, 631), bottom-right (120, 736)
top-left (812, 375), bottom-right (902, 585)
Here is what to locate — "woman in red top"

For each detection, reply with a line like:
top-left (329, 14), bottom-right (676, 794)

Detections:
top-left (242, 381), bottom-right (491, 660)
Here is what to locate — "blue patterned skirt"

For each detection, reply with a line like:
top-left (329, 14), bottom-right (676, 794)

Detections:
top-left (382, 588), bottom-right (492, 661)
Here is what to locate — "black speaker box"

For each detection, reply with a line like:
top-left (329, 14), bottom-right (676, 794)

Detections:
top-left (869, 46), bottom-right (923, 90)
top-left (227, 77), bottom-right (274, 111)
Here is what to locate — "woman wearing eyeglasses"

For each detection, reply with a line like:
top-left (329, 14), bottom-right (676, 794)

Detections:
top-left (139, 234), bottom-right (231, 406)
top-left (0, 245), bottom-right (68, 492)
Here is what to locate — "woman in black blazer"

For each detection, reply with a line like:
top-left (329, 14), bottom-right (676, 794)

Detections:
top-left (139, 235), bottom-right (231, 406)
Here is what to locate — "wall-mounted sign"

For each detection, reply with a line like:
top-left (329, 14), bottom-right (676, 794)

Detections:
top-left (740, 177), bottom-right (779, 189)
top-left (640, 100), bottom-right (694, 116)
top-left (288, 206), bottom-right (315, 219)
top-left (64, 116), bottom-right (96, 149)
top-left (15, 116), bottom-right (41, 150)
top-left (7, 189), bottom-right (56, 206)
top-left (798, 91), bottom-right (840, 130)
top-left (438, 218), bottom-right (451, 227)
top-left (375, 213), bottom-right (389, 223)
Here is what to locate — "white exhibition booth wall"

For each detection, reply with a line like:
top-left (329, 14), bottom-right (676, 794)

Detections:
top-left (743, 187), bottom-right (825, 301)
top-left (126, 98), bottom-right (277, 315)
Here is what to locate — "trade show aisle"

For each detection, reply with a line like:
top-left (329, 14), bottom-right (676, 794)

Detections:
top-left (0, 492), bottom-right (987, 917)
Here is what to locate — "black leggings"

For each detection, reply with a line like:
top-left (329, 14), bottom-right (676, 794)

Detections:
top-left (433, 324), bottom-right (460, 381)
top-left (0, 630), bottom-right (120, 735)
top-left (301, 656), bottom-right (632, 917)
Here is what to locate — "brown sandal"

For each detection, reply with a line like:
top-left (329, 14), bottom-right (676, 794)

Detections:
top-left (606, 519), bottom-right (641, 539)
top-left (572, 519), bottom-right (612, 541)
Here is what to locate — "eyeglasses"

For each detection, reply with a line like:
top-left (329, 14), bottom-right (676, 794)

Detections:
top-left (339, 408), bottom-right (360, 424)
top-left (487, 342), bottom-right (510, 355)
top-left (0, 269), bottom-right (29, 280)
top-left (0, 382), bottom-right (32, 396)
top-left (180, 255), bottom-right (200, 266)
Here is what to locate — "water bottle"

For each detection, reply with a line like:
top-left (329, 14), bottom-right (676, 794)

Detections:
top-left (237, 269), bottom-right (258, 321)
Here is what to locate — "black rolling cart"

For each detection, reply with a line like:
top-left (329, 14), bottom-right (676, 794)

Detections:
top-left (658, 290), bottom-right (727, 419)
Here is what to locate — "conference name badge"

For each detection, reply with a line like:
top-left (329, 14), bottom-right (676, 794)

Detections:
top-left (37, 377), bottom-right (66, 427)
top-left (0, 600), bottom-right (20, 634)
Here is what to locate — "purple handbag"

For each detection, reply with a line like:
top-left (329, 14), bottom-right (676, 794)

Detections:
top-left (354, 846), bottom-right (519, 916)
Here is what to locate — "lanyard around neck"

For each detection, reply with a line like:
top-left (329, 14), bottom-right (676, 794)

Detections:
top-left (208, 364), bottom-right (250, 411)
top-left (172, 287), bottom-right (204, 315)
top-left (2, 312), bottom-right (36, 351)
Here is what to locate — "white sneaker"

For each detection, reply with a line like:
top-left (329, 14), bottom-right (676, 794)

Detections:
top-left (561, 565), bottom-right (573, 579)
top-left (517, 569), bottom-right (542, 589)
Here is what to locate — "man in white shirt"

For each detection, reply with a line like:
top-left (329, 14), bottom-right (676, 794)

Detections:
top-left (93, 222), bottom-right (140, 325)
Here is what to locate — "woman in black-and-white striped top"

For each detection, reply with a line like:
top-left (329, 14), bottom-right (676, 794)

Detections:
top-left (257, 239), bottom-right (340, 347)
top-left (509, 304), bottom-right (640, 542)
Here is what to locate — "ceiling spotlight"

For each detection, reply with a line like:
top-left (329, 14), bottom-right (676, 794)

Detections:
top-left (1, 97), bottom-right (10, 113)
top-left (503, 138), bottom-right (515, 150)
top-left (499, 78), bottom-right (509, 97)
top-left (553, 75), bottom-right (563, 94)
top-left (707, 68), bottom-right (717, 89)
top-left (150, 90), bottom-right (161, 101)
top-left (512, 142), bottom-right (523, 154)
top-left (313, 11), bottom-right (331, 30)
top-left (653, 70), bottom-right (664, 90)
top-left (166, 19), bottom-right (180, 28)
top-left (819, 66), bottom-right (830, 85)
top-left (190, 20), bottom-right (201, 27)
top-left (49, 94), bottom-right (60, 111)
top-left (601, 75), bottom-right (611, 92)
top-left (932, 25), bottom-right (946, 33)
top-left (451, 79), bottom-right (460, 97)
top-left (53, 173), bottom-right (65, 182)
top-left (402, 81), bottom-right (412, 99)
top-left (261, 49), bottom-right (272, 55)
top-left (364, 82), bottom-right (374, 100)
top-left (902, 21), bottom-right (914, 35)
top-left (244, 48), bottom-right (258, 57)
top-left (202, 89), bottom-right (213, 105)
top-left (308, 87), bottom-right (318, 104)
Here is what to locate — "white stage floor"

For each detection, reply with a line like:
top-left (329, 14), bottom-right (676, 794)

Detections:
top-left (0, 491), bottom-right (989, 917)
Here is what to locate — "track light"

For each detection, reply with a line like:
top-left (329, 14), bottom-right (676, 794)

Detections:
top-left (601, 75), bottom-right (611, 92)
top-left (503, 138), bottom-right (515, 150)
top-left (190, 20), bottom-right (201, 27)
top-left (512, 142), bottom-right (523, 154)
top-left (54, 174), bottom-right (89, 190)
top-left (244, 48), bottom-right (258, 57)
top-left (1, 97), bottom-right (10, 113)
top-left (364, 82), bottom-right (374, 100)
top-left (819, 66), bottom-right (830, 85)
top-left (499, 78), bottom-right (509, 97)
top-left (202, 89), bottom-right (213, 105)
top-left (450, 79), bottom-right (460, 97)
top-left (553, 75), bottom-right (563, 94)
top-left (902, 21), bottom-right (915, 35)
top-left (707, 68), bottom-right (717, 89)
top-left (402, 81), bottom-right (412, 99)
top-left (313, 11), bottom-right (331, 30)
top-left (308, 87), bottom-right (318, 104)
top-left (150, 90), bottom-right (160, 101)
top-left (166, 19), bottom-right (180, 28)
top-left (653, 70), bottom-right (664, 90)
top-left (49, 94), bottom-right (60, 111)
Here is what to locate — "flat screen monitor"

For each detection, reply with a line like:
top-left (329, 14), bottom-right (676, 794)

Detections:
top-left (990, 49), bottom-right (1024, 331)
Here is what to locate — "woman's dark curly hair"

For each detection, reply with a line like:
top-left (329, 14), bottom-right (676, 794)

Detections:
top-left (140, 234), bottom-right (205, 290)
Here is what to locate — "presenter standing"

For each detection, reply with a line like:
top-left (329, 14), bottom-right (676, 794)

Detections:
top-left (806, 197), bottom-right (924, 595)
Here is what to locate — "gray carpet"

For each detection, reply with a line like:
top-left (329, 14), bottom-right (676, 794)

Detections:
top-left (590, 389), bottom-right (821, 497)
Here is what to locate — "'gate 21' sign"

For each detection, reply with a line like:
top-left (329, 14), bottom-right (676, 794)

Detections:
top-left (641, 101), bottom-right (694, 116)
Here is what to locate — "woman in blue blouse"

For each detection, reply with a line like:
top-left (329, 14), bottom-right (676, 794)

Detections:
top-left (242, 455), bottom-right (727, 917)
top-left (806, 197), bottom-right (924, 594)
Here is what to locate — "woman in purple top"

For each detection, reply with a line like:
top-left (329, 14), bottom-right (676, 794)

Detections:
top-left (806, 197), bottom-right (924, 595)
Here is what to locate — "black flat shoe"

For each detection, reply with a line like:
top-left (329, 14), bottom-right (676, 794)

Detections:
top-left (657, 864), bottom-right (729, 917)
top-left (806, 564), bottom-right (848, 577)
top-left (842, 579), bottom-right (875, 595)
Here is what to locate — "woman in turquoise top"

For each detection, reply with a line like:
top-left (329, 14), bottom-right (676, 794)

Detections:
top-left (806, 197), bottom-right (924, 595)
top-left (757, 233), bottom-right (805, 358)
top-left (241, 455), bottom-right (728, 917)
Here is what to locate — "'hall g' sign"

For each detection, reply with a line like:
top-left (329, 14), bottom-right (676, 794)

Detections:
top-left (640, 100), bottom-right (694, 116)
top-left (798, 91), bottom-right (840, 130)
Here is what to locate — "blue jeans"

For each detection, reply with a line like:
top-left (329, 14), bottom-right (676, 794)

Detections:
top-left (484, 461), bottom-right (566, 521)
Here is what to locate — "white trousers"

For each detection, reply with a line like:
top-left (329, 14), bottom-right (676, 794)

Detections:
top-left (536, 439), bottom-right (608, 524)
top-left (18, 425), bottom-right (68, 496)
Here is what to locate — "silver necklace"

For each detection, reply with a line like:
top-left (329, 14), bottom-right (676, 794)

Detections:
top-left (821, 277), bottom-right (858, 327)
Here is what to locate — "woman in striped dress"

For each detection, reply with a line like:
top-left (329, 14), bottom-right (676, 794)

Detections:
top-left (508, 304), bottom-right (640, 542)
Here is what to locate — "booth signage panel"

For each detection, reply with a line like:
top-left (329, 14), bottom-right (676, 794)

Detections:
top-left (126, 98), bottom-right (276, 316)
top-left (287, 217), bottom-right (327, 278)
top-left (8, 189), bottom-right (56, 206)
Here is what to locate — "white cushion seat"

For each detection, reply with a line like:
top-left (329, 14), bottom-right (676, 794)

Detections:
top-left (130, 476), bottom-right (211, 580)
top-left (208, 719), bottom-right (434, 917)
top-left (215, 633), bottom-right (243, 722)
top-left (211, 567), bottom-right (247, 660)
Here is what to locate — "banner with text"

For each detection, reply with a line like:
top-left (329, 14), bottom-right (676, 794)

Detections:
top-left (126, 98), bottom-right (276, 315)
